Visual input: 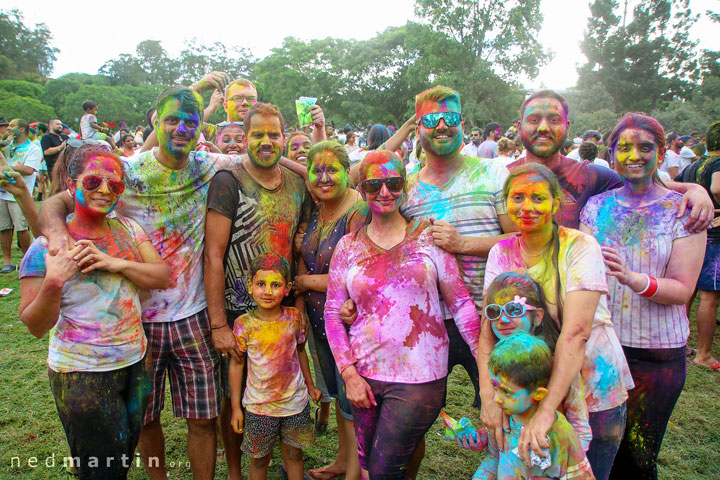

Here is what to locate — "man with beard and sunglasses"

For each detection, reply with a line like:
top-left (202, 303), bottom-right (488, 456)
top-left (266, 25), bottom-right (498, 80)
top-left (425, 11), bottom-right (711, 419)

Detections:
top-left (39, 86), bottom-right (249, 480)
top-left (507, 90), bottom-right (713, 231)
top-left (402, 86), bottom-right (516, 409)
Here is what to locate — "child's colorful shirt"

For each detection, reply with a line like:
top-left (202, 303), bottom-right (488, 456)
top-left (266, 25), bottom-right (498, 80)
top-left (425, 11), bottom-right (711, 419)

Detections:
top-left (80, 113), bottom-right (99, 139)
top-left (324, 221), bottom-right (481, 383)
top-left (474, 412), bottom-right (595, 480)
top-left (19, 217), bottom-right (150, 372)
top-left (234, 306), bottom-right (308, 416)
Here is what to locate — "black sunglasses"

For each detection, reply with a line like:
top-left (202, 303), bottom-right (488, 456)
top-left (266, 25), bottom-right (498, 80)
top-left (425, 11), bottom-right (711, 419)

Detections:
top-left (362, 177), bottom-right (404, 194)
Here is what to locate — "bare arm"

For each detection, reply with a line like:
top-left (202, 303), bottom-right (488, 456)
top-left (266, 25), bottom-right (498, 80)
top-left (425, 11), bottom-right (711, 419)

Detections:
top-left (44, 141), bottom-right (65, 156)
top-left (297, 344), bottom-right (321, 402)
top-left (601, 231), bottom-right (706, 305)
top-left (0, 170), bottom-right (39, 236)
top-left (139, 129), bottom-right (158, 152)
top-left (203, 90), bottom-right (224, 121)
top-left (710, 172), bottom-right (720, 204)
top-left (309, 105), bottom-right (326, 144)
top-left (73, 239), bottom-right (169, 290)
top-left (666, 180), bottom-right (714, 232)
top-left (382, 114), bottom-right (416, 153)
top-left (19, 238), bottom-right (83, 338)
top-left (229, 353), bottom-right (246, 434)
top-left (278, 156), bottom-right (308, 179)
top-left (204, 209), bottom-right (243, 362)
top-left (11, 164), bottom-right (35, 175)
top-left (39, 191), bottom-right (73, 252)
top-left (295, 273), bottom-right (329, 294)
top-left (430, 214), bottom-right (518, 257)
top-left (19, 277), bottom-right (64, 338)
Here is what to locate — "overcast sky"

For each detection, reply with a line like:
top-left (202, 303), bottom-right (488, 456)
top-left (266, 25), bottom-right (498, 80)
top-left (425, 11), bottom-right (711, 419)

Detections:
top-left (7, 0), bottom-right (720, 90)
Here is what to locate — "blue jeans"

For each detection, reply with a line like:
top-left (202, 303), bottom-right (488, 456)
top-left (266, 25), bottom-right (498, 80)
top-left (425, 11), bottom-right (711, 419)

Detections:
top-left (587, 403), bottom-right (627, 480)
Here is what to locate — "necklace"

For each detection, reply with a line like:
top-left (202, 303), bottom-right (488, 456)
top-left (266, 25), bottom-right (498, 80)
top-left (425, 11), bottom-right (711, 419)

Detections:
top-left (517, 236), bottom-right (549, 258)
top-left (321, 189), bottom-right (350, 219)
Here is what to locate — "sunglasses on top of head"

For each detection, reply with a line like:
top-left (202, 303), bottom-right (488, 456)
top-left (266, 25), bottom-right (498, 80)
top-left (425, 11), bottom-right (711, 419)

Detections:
top-left (362, 177), bottom-right (404, 195)
top-left (217, 121), bottom-right (244, 128)
top-left (78, 175), bottom-right (126, 196)
top-left (418, 111), bottom-right (462, 129)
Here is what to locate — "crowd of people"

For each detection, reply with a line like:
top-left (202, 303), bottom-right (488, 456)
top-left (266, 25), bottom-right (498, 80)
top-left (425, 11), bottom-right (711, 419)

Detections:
top-left (1, 71), bottom-right (719, 480)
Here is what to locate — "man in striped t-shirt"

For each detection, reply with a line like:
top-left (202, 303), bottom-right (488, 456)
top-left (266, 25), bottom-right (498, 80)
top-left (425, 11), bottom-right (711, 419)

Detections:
top-left (401, 86), bottom-right (516, 409)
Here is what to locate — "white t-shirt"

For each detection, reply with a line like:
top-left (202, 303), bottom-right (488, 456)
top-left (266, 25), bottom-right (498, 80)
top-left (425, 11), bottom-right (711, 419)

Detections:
top-left (19, 217), bottom-right (150, 373)
top-left (349, 148), bottom-right (370, 167)
top-left (566, 148), bottom-right (581, 161)
top-left (661, 150), bottom-right (687, 177)
top-left (80, 113), bottom-right (99, 139)
top-left (0, 140), bottom-right (42, 201)
top-left (118, 148), bottom-right (240, 322)
top-left (460, 142), bottom-right (482, 158)
top-left (592, 157), bottom-right (610, 169)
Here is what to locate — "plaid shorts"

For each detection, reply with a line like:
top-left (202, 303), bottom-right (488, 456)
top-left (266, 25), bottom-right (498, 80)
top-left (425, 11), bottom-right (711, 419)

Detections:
top-left (242, 402), bottom-right (314, 458)
top-left (142, 310), bottom-right (220, 424)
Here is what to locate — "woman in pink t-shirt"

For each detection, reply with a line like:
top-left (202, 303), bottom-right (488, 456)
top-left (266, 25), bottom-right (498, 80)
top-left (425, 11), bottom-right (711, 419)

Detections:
top-left (324, 150), bottom-right (480, 479)
top-left (580, 113), bottom-right (705, 480)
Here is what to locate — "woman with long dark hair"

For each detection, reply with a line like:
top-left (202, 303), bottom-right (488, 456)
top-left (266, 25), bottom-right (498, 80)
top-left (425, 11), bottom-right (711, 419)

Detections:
top-left (480, 163), bottom-right (634, 480)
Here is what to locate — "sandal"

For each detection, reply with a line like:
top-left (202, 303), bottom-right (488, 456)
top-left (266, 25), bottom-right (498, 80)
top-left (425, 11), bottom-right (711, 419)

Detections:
top-left (690, 360), bottom-right (720, 371)
top-left (306, 469), bottom-right (345, 480)
top-left (314, 408), bottom-right (328, 435)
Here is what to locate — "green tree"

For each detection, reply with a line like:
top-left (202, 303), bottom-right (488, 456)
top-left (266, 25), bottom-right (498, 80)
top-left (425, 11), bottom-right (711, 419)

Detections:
top-left (99, 54), bottom-right (147, 86)
top-left (0, 93), bottom-right (55, 121)
top-left (177, 39), bottom-right (255, 84)
top-left (0, 9), bottom-right (58, 79)
top-left (42, 77), bottom-right (82, 114)
top-left (413, 0), bottom-right (547, 126)
top-left (0, 79), bottom-right (43, 98)
top-left (578, 0), bottom-right (700, 112)
top-left (136, 40), bottom-right (180, 85)
top-left (254, 37), bottom-right (355, 127)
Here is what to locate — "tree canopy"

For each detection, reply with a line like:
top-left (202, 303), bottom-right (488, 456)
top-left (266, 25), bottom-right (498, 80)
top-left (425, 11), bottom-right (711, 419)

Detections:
top-left (0, 1), bottom-right (717, 137)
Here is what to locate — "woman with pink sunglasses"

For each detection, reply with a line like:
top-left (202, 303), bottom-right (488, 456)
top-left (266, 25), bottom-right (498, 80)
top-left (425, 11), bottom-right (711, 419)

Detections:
top-left (18, 145), bottom-right (168, 480)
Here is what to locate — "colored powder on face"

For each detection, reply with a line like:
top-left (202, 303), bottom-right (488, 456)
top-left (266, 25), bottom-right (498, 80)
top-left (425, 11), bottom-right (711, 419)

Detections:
top-left (506, 175), bottom-right (556, 232)
top-left (417, 98), bottom-right (464, 157)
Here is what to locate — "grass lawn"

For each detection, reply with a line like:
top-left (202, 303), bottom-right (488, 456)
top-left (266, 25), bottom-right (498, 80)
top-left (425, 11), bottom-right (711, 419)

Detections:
top-left (1, 244), bottom-right (719, 479)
